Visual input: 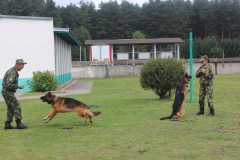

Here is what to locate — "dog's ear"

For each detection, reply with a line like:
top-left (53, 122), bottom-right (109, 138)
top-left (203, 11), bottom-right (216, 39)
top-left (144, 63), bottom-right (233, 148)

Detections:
top-left (181, 71), bottom-right (184, 75)
top-left (48, 91), bottom-right (51, 95)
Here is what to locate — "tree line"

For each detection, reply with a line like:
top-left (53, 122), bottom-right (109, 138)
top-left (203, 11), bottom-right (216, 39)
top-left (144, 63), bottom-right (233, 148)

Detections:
top-left (1, 0), bottom-right (240, 60)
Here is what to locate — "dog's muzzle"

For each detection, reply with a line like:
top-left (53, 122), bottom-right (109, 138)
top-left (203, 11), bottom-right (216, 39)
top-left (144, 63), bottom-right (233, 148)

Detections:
top-left (40, 96), bottom-right (47, 102)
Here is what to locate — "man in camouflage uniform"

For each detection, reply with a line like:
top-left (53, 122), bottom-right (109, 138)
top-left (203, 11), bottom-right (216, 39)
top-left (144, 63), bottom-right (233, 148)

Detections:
top-left (2, 59), bottom-right (28, 129)
top-left (195, 55), bottom-right (215, 116)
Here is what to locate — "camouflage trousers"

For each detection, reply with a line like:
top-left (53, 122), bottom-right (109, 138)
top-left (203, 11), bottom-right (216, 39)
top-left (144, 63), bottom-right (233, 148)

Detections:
top-left (199, 83), bottom-right (214, 110)
top-left (1, 90), bottom-right (22, 122)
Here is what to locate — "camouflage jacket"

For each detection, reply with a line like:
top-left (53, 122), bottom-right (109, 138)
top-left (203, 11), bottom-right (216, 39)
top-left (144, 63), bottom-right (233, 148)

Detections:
top-left (195, 64), bottom-right (214, 84)
top-left (1, 66), bottom-right (19, 93)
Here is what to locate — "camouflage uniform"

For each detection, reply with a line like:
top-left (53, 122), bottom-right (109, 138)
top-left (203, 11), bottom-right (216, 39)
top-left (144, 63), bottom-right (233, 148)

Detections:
top-left (195, 63), bottom-right (214, 111)
top-left (1, 66), bottom-right (22, 122)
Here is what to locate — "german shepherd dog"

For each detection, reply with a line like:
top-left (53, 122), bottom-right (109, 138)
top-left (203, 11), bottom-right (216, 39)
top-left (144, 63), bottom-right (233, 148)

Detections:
top-left (160, 72), bottom-right (191, 120)
top-left (40, 91), bottom-right (101, 124)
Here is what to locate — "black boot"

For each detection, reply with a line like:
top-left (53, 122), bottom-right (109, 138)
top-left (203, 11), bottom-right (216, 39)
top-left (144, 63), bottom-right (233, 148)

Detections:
top-left (5, 121), bottom-right (17, 130)
top-left (196, 108), bottom-right (204, 115)
top-left (16, 119), bottom-right (28, 129)
top-left (207, 110), bottom-right (215, 116)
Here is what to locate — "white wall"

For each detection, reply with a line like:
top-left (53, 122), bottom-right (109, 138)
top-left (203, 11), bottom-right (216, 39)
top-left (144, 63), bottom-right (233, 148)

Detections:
top-left (54, 35), bottom-right (71, 76)
top-left (0, 16), bottom-right (54, 92)
top-left (54, 35), bottom-right (72, 84)
top-left (72, 63), bottom-right (240, 79)
top-left (0, 17), bottom-right (54, 78)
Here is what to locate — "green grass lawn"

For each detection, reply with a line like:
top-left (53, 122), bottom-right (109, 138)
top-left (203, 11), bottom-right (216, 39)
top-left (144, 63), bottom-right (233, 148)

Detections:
top-left (19, 92), bottom-right (46, 97)
top-left (0, 75), bottom-right (240, 160)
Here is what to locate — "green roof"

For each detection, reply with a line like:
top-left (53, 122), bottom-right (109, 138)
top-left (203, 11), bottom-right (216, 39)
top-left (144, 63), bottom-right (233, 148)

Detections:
top-left (54, 28), bottom-right (80, 46)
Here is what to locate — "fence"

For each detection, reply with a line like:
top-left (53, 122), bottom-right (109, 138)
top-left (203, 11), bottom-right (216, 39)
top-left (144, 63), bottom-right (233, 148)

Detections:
top-left (71, 58), bottom-right (240, 79)
top-left (73, 58), bottom-right (240, 67)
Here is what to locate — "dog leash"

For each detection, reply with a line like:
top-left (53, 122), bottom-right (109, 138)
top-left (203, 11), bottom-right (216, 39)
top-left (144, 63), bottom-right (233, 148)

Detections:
top-left (170, 120), bottom-right (196, 122)
top-left (58, 127), bottom-right (73, 130)
top-left (88, 105), bottom-right (103, 108)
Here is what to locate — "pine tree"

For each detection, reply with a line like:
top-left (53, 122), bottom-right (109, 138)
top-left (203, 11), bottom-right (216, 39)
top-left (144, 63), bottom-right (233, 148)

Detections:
top-left (193, 0), bottom-right (211, 39)
top-left (60, 3), bottom-right (78, 28)
top-left (0, 0), bottom-right (10, 15)
top-left (29, 0), bottom-right (44, 17)
top-left (72, 26), bottom-right (92, 61)
top-left (119, 1), bottom-right (141, 39)
top-left (43, 0), bottom-right (63, 27)
top-left (230, 0), bottom-right (240, 39)
top-left (78, 1), bottom-right (98, 39)
top-left (132, 31), bottom-right (147, 52)
top-left (10, 0), bottom-right (31, 16)
top-left (96, 1), bottom-right (120, 39)
top-left (218, 0), bottom-right (232, 39)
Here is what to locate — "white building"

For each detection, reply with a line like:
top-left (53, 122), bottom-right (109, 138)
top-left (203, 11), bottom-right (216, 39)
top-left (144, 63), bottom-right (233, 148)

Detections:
top-left (0, 15), bottom-right (79, 92)
top-left (85, 38), bottom-right (184, 65)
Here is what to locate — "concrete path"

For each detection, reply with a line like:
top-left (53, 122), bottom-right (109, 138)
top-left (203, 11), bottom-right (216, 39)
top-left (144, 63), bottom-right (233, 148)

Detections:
top-left (0, 81), bottom-right (94, 102)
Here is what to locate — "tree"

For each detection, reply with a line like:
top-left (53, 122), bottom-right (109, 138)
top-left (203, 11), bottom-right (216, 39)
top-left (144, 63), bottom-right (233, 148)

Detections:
top-left (204, 36), bottom-right (222, 57)
top-left (60, 3), bottom-right (79, 29)
top-left (71, 26), bottom-right (92, 61)
top-left (229, 0), bottom-right (240, 39)
top-left (43, 0), bottom-right (63, 27)
top-left (180, 39), bottom-right (190, 59)
top-left (141, 0), bottom-right (168, 38)
top-left (218, 0), bottom-right (232, 39)
top-left (0, 0), bottom-right (11, 15)
top-left (29, 0), bottom-right (45, 16)
top-left (78, 1), bottom-right (98, 39)
top-left (119, 1), bottom-right (141, 39)
top-left (193, 0), bottom-right (211, 39)
top-left (192, 36), bottom-right (222, 58)
top-left (10, 0), bottom-right (31, 16)
top-left (96, 1), bottom-right (121, 39)
top-left (219, 38), bottom-right (240, 57)
top-left (132, 31), bottom-right (147, 52)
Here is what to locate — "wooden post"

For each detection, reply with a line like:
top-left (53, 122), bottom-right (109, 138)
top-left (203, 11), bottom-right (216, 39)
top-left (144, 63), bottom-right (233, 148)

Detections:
top-left (80, 46), bottom-right (81, 61)
top-left (215, 62), bottom-right (218, 75)
top-left (84, 48), bottom-right (86, 61)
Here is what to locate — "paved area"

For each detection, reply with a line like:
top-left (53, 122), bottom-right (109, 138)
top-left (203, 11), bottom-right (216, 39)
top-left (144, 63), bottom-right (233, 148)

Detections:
top-left (0, 81), bottom-right (94, 102)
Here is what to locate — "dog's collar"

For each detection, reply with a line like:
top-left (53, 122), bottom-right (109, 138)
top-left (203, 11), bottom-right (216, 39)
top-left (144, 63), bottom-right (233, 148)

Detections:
top-left (52, 96), bottom-right (57, 103)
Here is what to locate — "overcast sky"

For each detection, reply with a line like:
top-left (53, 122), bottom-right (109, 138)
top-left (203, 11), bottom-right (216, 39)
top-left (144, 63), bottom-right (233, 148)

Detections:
top-left (54, 0), bottom-right (149, 8)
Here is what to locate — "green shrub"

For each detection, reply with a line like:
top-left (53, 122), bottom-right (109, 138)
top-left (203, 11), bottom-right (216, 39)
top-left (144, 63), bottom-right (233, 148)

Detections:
top-left (140, 58), bottom-right (185, 99)
top-left (27, 70), bottom-right (59, 92)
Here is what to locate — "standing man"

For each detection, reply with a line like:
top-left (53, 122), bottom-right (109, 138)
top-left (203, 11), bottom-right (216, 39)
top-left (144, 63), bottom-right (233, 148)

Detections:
top-left (2, 59), bottom-right (28, 129)
top-left (196, 55), bottom-right (215, 116)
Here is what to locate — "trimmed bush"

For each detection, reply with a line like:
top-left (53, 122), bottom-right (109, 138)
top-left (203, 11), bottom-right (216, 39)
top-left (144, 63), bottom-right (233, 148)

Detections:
top-left (27, 70), bottom-right (58, 92)
top-left (140, 58), bottom-right (185, 99)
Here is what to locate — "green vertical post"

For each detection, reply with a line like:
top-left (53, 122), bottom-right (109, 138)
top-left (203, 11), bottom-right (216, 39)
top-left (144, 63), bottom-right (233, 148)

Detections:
top-left (190, 32), bottom-right (193, 103)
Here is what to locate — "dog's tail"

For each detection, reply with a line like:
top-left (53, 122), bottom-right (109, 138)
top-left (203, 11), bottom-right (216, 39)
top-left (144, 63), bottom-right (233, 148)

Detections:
top-left (160, 111), bottom-right (176, 120)
top-left (85, 109), bottom-right (101, 117)
top-left (160, 116), bottom-right (173, 120)
top-left (160, 107), bottom-right (180, 120)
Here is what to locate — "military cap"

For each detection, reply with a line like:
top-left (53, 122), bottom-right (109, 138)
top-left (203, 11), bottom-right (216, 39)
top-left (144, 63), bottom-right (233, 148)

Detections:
top-left (16, 59), bottom-right (27, 64)
top-left (200, 55), bottom-right (208, 62)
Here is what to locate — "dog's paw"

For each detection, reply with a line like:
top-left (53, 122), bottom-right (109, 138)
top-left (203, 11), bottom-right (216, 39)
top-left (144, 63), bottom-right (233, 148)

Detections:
top-left (44, 120), bottom-right (49, 123)
top-left (43, 117), bottom-right (48, 120)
